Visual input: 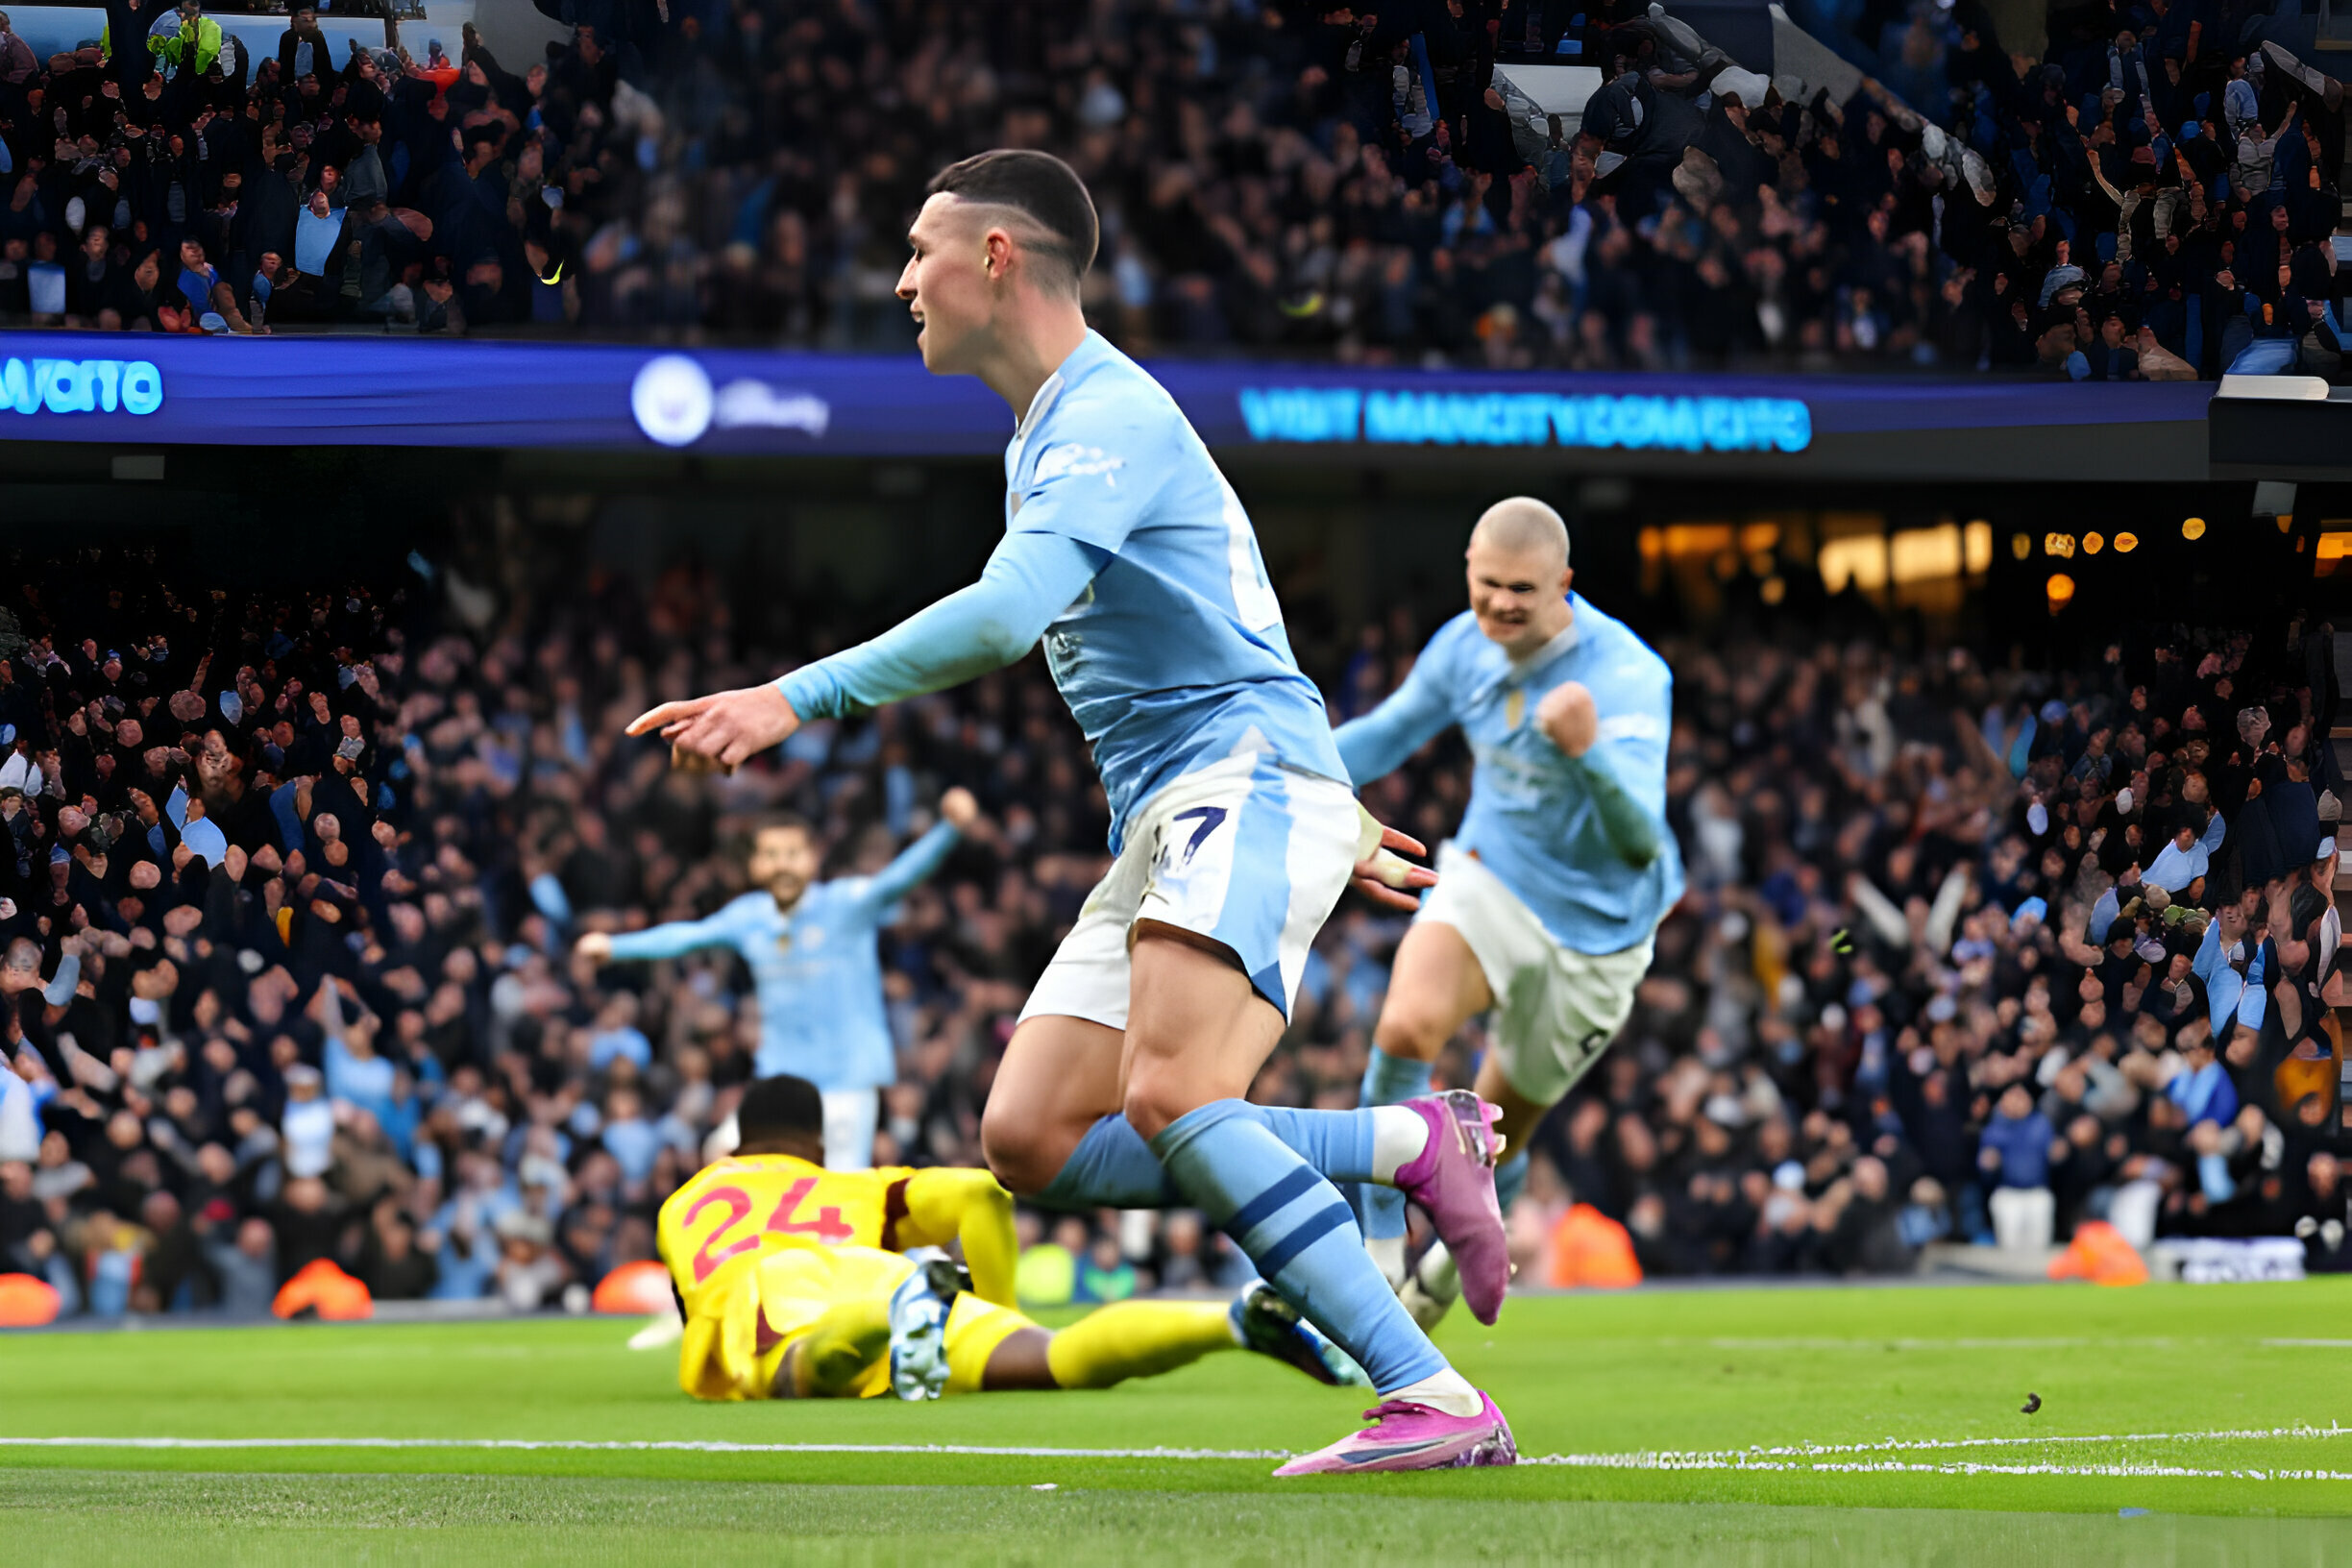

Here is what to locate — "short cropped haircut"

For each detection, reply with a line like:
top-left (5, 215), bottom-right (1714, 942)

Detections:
top-left (926, 149), bottom-right (1098, 294)
top-left (736, 811), bottom-right (815, 856)
top-left (1470, 496), bottom-right (1571, 566)
top-left (737, 1074), bottom-right (825, 1145)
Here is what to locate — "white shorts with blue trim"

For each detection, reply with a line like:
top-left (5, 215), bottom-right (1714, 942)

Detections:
top-left (1018, 753), bottom-right (1360, 1030)
top-left (1420, 841), bottom-right (1657, 1106)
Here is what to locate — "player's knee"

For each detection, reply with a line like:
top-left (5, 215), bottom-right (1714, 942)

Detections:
top-left (1374, 1005), bottom-right (1455, 1063)
top-left (1120, 1074), bottom-right (1192, 1145)
top-left (979, 1100), bottom-right (1062, 1196)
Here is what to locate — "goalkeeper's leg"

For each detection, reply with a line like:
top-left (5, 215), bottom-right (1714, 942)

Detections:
top-left (775, 1298), bottom-right (892, 1397)
top-left (971, 1301), bottom-right (1238, 1390)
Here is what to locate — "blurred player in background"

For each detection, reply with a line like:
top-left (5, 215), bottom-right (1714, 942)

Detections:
top-left (628, 149), bottom-right (1515, 1474)
top-left (1335, 499), bottom-right (1681, 1326)
top-left (656, 1075), bottom-right (1362, 1401)
top-left (576, 790), bottom-right (979, 1170)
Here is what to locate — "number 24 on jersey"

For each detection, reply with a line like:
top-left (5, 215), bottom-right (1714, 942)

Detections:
top-left (685, 1177), bottom-right (855, 1282)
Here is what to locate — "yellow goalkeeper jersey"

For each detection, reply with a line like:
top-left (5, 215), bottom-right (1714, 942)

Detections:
top-left (655, 1154), bottom-right (1017, 1317)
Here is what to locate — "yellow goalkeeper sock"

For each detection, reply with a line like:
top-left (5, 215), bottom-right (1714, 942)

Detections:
top-left (795, 1300), bottom-right (891, 1397)
top-left (1043, 1301), bottom-right (1237, 1389)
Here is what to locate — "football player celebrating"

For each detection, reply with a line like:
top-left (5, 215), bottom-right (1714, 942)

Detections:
top-left (1336, 499), bottom-right (1681, 1324)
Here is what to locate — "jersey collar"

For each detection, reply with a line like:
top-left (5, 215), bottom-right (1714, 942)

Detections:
top-left (1006, 330), bottom-right (1108, 474)
top-left (1508, 600), bottom-right (1581, 673)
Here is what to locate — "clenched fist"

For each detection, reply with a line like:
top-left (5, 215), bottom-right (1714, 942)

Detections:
top-left (1536, 680), bottom-right (1598, 757)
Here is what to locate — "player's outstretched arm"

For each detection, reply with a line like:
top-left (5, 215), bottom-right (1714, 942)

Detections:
top-left (1538, 681), bottom-right (1664, 870)
top-left (898, 1166), bottom-right (1018, 1307)
top-left (850, 788), bottom-right (979, 919)
top-left (577, 906), bottom-right (747, 966)
top-left (629, 534), bottom-right (1101, 772)
top-left (1331, 649), bottom-right (1454, 788)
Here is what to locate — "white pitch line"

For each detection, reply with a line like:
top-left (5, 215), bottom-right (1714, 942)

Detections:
top-left (0, 1437), bottom-right (1290, 1460)
top-left (1531, 1456), bottom-right (2352, 1481)
top-left (3, 1427), bottom-right (2350, 1482)
top-left (1601, 1422), bottom-right (2352, 1459)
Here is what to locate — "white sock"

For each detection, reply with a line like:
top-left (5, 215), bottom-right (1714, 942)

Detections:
top-left (1385, 1368), bottom-right (1482, 1418)
top-left (1365, 1234), bottom-right (1407, 1287)
top-left (1369, 1105), bottom-right (1430, 1185)
top-left (1415, 1242), bottom-right (1461, 1304)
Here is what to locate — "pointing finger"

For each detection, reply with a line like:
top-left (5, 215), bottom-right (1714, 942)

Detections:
top-left (627, 698), bottom-right (708, 736)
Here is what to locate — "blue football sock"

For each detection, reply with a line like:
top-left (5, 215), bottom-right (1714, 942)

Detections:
top-left (1034, 1115), bottom-right (1179, 1210)
top-left (1494, 1150), bottom-right (1531, 1214)
top-left (1035, 1108), bottom-right (1389, 1210)
top-left (1153, 1100), bottom-right (1447, 1395)
top-left (1249, 1105), bottom-right (1375, 1183)
top-left (1345, 1049), bottom-right (1432, 1240)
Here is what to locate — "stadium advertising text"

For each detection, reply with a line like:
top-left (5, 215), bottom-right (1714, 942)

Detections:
top-left (0, 357), bottom-right (164, 417)
top-left (1236, 385), bottom-right (1813, 453)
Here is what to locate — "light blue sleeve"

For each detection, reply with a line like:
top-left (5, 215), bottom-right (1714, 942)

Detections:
top-left (1562, 658), bottom-right (1672, 868)
top-left (778, 531), bottom-right (1102, 722)
top-left (606, 901), bottom-right (752, 962)
top-left (325, 1031), bottom-right (358, 1103)
top-left (2197, 807), bottom-right (2227, 856)
top-left (41, 952), bottom-right (80, 1008)
top-left (2191, 917), bottom-right (2224, 989)
top-left (319, 980), bottom-right (355, 1098)
top-left (1334, 636), bottom-right (1455, 787)
top-left (848, 821), bottom-right (961, 922)
top-left (2236, 940), bottom-right (2268, 1032)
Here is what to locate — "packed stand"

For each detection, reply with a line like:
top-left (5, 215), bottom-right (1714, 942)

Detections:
top-left (3, 553), bottom-right (2349, 1320)
top-left (0, 0), bottom-right (2334, 375)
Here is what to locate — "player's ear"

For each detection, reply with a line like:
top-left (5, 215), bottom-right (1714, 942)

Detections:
top-left (1559, 565), bottom-right (1575, 598)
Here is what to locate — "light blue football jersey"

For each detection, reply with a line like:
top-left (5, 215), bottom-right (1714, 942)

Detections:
top-left (1006, 331), bottom-right (1345, 846)
top-left (602, 822), bottom-right (958, 1090)
top-left (1335, 597), bottom-right (1683, 953)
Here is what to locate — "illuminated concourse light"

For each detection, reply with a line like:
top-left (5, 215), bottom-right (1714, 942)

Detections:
top-left (2045, 532), bottom-right (2076, 557)
top-left (2083, 532), bottom-right (2104, 554)
top-left (2114, 532), bottom-right (2139, 553)
top-left (2046, 573), bottom-right (2077, 610)
top-left (1760, 576), bottom-right (1787, 605)
top-left (2182, 517), bottom-right (2206, 540)
top-left (2010, 532), bottom-right (2033, 560)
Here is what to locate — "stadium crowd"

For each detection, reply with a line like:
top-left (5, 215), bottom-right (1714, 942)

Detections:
top-left (2, 546), bottom-right (2349, 1320)
top-left (0, 0), bottom-right (2337, 374)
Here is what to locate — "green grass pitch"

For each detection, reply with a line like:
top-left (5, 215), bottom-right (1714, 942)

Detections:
top-left (8, 1280), bottom-right (2352, 1565)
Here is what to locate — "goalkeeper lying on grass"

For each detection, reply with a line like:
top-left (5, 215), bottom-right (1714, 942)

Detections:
top-left (655, 1074), bottom-right (1364, 1400)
